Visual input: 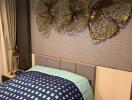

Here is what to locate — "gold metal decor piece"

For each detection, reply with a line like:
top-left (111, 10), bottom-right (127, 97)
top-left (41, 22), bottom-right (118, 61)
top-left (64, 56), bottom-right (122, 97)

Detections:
top-left (33, 0), bottom-right (132, 43)
top-left (102, 1), bottom-right (132, 28)
top-left (59, 0), bottom-right (91, 35)
top-left (89, 14), bottom-right (118, 40)
top-left (88, 0), bottom-right (132, 42)
top-left (35, 0), bottom-right (60, 36)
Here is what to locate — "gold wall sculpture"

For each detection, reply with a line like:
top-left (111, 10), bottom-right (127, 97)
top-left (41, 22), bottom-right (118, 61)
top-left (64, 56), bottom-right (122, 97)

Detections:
top-left (59, 0), bottom-right (90, 35)
top-left (89, 14), bottom-right (118, 41)
top-left (33, 0), bottom-right (132, 43)
top-left (88, 0), bottom-right (132, 43)
top-left (34, 0), bottom-right (60, 36)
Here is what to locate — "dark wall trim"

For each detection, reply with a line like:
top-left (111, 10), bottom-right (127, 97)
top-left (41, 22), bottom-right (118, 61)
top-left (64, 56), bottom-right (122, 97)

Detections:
top-left (27, 0), bottom-right (32, 54)
top-left (16, 0), bottom-right (32, 70)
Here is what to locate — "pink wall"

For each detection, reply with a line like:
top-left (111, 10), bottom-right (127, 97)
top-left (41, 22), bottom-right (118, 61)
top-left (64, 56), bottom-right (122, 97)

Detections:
top-left (31, 5), bottom-right (132, 71)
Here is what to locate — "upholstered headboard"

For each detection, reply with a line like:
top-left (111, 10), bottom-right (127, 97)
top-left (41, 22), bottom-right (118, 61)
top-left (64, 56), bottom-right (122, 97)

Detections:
top-left (33, 54), bottom-right (96, 91)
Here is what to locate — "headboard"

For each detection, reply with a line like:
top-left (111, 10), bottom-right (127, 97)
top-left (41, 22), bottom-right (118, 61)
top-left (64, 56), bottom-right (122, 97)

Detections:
top-left (33, 54), bottom-right (96, 91)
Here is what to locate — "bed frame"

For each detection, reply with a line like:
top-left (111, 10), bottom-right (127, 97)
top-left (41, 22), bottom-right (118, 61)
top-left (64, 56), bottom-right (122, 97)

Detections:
top-left (33, 54), bottom-right (96, 92)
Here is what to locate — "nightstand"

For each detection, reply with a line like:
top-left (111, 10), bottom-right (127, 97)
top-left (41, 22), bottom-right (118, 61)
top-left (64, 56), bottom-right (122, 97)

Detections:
top-left (2, 70), bottom-right (24, 82)
top-left (2, 71), bottom-right (16, 82)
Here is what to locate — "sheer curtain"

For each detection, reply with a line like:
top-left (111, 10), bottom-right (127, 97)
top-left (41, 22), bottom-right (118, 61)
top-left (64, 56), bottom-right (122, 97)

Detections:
top-left (0, 13), bottom-right (8, 82)
top-left (0, 0), bottom-right (16, 82)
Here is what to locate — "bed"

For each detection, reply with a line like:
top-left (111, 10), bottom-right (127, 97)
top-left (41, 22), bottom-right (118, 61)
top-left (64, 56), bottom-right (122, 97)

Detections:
top-left (0, 54), bottom-right (96, 100)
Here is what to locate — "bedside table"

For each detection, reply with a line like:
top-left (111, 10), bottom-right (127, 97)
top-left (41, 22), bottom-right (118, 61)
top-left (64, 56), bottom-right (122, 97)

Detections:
top-left (2, 70), bottom-right (24, 82)
top-left (2, 71), bottom-right (16, 82)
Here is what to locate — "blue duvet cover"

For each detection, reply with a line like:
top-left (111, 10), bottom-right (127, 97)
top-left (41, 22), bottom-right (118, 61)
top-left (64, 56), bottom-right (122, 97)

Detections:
top-left (0, 71), bottom-right (84, 100)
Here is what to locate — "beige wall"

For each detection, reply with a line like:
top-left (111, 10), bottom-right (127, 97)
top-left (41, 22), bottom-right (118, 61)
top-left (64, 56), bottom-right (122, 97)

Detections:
top-left (31, 1), bottom-right (132, 71)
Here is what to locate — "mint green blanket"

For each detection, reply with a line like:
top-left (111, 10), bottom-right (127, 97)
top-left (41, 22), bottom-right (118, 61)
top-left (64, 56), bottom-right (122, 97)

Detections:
top-left (28, 65), bottom-right (93, 100)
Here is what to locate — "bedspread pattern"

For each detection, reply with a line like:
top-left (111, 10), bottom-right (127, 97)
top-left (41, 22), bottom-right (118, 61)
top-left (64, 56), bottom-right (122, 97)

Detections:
top-left (0, 71), bottom-right (83, 100)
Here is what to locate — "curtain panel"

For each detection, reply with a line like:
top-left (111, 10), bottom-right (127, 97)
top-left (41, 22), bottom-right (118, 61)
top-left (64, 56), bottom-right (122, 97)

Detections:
top-left (0, 12), bottom-right (8, 82)
top-left (0, 0), bottom-right (16, 77)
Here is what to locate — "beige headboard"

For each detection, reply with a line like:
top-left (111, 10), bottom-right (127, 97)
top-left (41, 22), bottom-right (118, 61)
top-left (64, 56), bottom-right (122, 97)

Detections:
top-left (33, 54), bottom-right (96, 90)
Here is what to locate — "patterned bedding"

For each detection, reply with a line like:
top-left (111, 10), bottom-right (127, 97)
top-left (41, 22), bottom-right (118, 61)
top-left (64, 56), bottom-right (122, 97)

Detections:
top-left (0, 71), bottom-right (84, 100)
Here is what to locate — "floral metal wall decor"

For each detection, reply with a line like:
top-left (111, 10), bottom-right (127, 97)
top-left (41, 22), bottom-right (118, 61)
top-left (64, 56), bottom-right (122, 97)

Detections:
top-left (34, 0), bottom-right (60, 36)
top-left (59, 0), bottom-right (90, 35)
top-left (89, 0), bottom-right (132, 43)
top-left (33, 0), bottom-right (132, 43)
